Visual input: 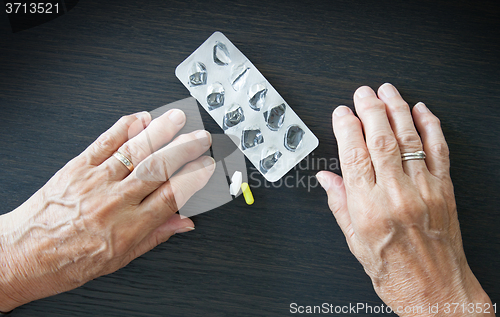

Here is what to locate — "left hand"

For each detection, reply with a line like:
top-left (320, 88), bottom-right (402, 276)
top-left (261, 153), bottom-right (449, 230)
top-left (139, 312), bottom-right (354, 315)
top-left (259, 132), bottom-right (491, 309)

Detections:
top-left (0, 109), bottom-right (215, 312)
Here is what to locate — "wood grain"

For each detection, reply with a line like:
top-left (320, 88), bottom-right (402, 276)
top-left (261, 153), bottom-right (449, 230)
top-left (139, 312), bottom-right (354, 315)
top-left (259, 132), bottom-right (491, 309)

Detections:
top-left (1, 0), bottom-right (499, 315)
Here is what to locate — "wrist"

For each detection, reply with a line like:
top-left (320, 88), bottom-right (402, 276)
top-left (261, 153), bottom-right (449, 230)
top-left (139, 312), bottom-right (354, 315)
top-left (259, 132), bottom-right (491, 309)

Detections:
top-left (0, 223), bottom-right (22, 312)
top-left (373, 259), bottom-right (493, 317)
top-left (447, 265), bottom-right (494, 317)
top-left (391, 270), bottom-right (493, 317)
top-left (0, 205), bottom-right (39, 312)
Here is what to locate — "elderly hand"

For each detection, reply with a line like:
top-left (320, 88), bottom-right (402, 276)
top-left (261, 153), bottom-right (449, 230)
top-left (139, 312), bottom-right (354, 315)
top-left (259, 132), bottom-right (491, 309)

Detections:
top-left (0, 109), bottom-right (215, 312)
top-left (316, 84), bottom-right (493, 316)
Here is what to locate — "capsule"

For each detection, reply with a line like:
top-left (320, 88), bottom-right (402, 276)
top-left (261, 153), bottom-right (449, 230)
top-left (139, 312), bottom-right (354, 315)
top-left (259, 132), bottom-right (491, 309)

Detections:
top-left (241, 182), bottom-right (254, 205)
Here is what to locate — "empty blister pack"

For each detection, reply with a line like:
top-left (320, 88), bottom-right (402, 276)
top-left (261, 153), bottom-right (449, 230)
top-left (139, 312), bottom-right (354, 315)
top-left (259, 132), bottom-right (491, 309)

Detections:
top-left (175, 31), bottom-right (319, 182)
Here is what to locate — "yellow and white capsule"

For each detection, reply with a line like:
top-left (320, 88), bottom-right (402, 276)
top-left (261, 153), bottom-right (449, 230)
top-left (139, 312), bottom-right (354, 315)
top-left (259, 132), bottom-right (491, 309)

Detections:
top-left (241, 182), bottom-right (254, 205)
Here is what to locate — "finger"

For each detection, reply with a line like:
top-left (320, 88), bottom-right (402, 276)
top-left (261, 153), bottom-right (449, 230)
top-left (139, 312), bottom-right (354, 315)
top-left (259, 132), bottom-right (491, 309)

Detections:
top-left (332, 106), bottom-right (375, 192)
top-left (139, 156), bottom-right (216, 227)
top-left (82, 112), bottom-right (151, 166)
top-left (354, 86), bottom-right (403, 179)
top-left (130, 214), bottom-right (195, 260)
top-left (121, 130), bottom-right (213, 200)
top-left (104, 109), bottom-right (186, 179)
top-left (412, 102), bottom-right (450, 178)
top-left (377, 83), bottom-right (427, 175)
top-left (316, 171), bottom-right (355, 243)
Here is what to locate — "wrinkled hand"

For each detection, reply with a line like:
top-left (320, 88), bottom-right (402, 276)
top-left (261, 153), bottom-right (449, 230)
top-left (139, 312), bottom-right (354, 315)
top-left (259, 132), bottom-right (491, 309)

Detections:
top-left (0, 109), bottom-right (215, 311)
top-left (317, 84), bottom-right (492, 316)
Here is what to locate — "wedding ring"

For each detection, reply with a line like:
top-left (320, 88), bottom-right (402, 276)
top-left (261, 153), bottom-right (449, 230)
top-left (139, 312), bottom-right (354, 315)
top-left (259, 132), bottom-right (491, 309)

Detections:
top-left (113, 151), bottom-right (134, 172)
top-left (401, 150), bottom-right (426, 161)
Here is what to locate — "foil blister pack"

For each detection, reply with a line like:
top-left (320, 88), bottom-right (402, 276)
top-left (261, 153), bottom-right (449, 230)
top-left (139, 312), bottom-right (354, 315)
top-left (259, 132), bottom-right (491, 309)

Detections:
top-left (175, 31), bottom-right (319, 182)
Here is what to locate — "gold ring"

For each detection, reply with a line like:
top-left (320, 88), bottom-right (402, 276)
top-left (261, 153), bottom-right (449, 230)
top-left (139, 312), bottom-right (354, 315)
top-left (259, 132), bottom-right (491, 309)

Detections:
top-left (113, 151), bottom-right (134, 172)
top-left (401, 150), bottom-right (426, 161)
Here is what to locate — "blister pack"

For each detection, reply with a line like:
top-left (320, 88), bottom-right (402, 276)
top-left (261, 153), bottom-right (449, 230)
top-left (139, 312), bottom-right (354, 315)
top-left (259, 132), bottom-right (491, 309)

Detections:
top-left (175, 31), bottom-right (319, 182)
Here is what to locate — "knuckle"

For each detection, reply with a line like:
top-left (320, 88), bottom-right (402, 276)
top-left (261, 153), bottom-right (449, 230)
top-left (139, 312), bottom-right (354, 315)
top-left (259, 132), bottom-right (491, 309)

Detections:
top-left (434, 116), bottom-right (441, 126)
top-left (396, 101), bottom-right (410, 110)
top-left (189, 171), bottom-right (209, 191)
top-left (423, 195), bottom-right (447, 214)
top-left (118, 115), bottom-right (130, 125)
top-left (430, 142), bottom-right (449, 158)
top-left (118, 114), bottom-right (143, 137)
top-left (98, 162), bottom-right (117, 179)
top-left (159, 156), bottom-right (176, 179)
top-left (385, 183), bottom-right (428, 223)
top-left (340, 147), bottom-right (374, 187)
top-left (177, 163), bottom-right (208, 192)
top-left (159, 183), bottom-right (179, 212)
top-left (389, 100), bottom-right (410, 113)
top-left (179, 132), bottom-right (198, 147)
top-left (328, 198), bottom-right (342, 215)
top-left (170, 133), bottom-right (199, 157)
top-left (336, 113), bottom-right (360, 129)
top-left (136, 154), bottom-right (170, 182)
top-left (155, 118), bottom-right (175, 136)
top-left (341, 147), bottom-right (371, 168)
top-left (151, 233), bottom-right (169, 248)
top-left (94, 132), bottom-right (116, 152)
top-left (359, 98), bottom-right (386, 111)
top-left (398, 131), bottom-right (422, 150)
top-left (183, 159), bottom-right (213, 187)
top-left (392, 198), bottom-right (421, 220)
top-left (369, 133), bottom-right (399, 153)
top-left (115, 115), bottom-right (135, 133)
top-left (119, 114), bottom-right (137, 125)
top-left (113, 237), bottom-right (133, 258)
top-left (345, 224), bottom-right (355, 239)
top-left (120, 142), bottom-right (146, 164)
top-left (421, 114), bottom-right (441, 128)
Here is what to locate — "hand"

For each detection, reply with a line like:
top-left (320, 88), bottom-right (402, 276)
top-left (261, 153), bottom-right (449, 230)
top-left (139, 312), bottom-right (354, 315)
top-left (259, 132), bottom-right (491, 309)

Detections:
top-left (316, 84), bottom-right (493, 316)
top-left (0, 109), bottom-right (216, 312)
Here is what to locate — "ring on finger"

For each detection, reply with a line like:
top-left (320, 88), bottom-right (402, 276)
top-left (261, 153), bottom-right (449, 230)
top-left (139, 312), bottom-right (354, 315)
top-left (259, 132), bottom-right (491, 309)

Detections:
top-left (113, 151), bottom-right (134, 172)
top-left (401, 150), bottom-right (426, 161)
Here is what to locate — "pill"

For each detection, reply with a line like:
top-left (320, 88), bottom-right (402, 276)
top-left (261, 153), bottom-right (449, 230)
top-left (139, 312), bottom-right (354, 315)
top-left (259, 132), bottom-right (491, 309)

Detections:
top-left (241, 182), bottom-right (254, 205)
top-left (229, 171), bottom-right (242, 196)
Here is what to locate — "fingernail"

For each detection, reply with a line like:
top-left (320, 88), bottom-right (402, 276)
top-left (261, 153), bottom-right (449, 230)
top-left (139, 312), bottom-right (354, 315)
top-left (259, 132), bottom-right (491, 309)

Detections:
top-left (415, 102), bottom-right (429, 113)
top-left (380, 83), bottom-right (399, 98)
top-left (355, 86), bottom-right (376, 99)
top-left (203, 156), bottom-right (216, 172)
top-left (174, 226), bottom-right (195, 234)
top-left (195, 130), bottom-right (212, 147)
top-left (168, 109), bottom-right (186, 126)
top-left (316, 172), bottom-right (330, 191)
top-left (334, 106), bottom-right (351, 117)
top-left (135, 111), bottom-right (150, 121)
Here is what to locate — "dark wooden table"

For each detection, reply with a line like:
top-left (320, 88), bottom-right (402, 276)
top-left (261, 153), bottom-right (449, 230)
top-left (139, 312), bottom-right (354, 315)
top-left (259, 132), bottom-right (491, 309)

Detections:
top-left (1, 0), bottom-right (499, 316)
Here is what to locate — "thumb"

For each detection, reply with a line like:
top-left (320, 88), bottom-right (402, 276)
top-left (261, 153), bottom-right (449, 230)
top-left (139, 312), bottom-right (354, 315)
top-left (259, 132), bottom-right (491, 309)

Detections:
top-left (163, 213), bottom-right (195, 236)
top-left (128, 214), bottom-right (195, 262)
top-left (316, 171), bottom-right (354, 241)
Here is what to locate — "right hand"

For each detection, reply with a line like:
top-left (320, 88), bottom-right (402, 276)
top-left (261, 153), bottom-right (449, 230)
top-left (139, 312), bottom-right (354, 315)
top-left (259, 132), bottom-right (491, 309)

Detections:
top-left (317, 84), bottom-right (493, 316)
